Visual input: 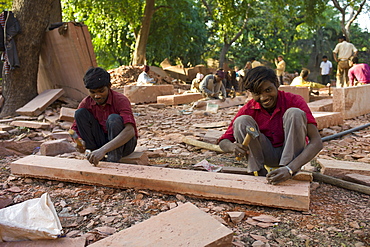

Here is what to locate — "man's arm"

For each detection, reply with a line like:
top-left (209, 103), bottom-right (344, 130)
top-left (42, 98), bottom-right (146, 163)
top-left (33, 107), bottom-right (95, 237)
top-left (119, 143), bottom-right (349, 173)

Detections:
top-left (86, 123), bottom-right (136, 165)
top-left (266, 123), bottom-right (323, 185)
top-left (219, 139), bottom-right (248, 158)
top-left (333, 52), bottom-right (338, 62)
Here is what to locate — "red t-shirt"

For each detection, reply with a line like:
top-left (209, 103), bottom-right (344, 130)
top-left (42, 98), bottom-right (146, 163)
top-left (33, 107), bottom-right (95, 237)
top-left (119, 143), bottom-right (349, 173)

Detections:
top-left (71, 89), bottom-right (138, 138)
top-left (219, 91), bottom-right (316, 147)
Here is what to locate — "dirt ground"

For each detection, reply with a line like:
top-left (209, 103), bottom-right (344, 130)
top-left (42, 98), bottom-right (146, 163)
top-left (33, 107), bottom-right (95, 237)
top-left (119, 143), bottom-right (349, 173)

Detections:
top-left (0, 89), bottom-right (369, 246)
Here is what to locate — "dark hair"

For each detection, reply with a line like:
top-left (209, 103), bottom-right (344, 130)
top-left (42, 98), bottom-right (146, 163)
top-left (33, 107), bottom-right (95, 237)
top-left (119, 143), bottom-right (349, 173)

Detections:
top-left (338, 35), bottom-right (346, 41)
top-left (300, 69), bottom-right (310, 78)
top-left (83, 67), bottom-right (111, 89)
top-left (350, 56), bottom-right (359, 64)
top-left (250, 57), bottom-right (256, 61)
top-left (216, 69), bottom-right (226, 79)
top-left (322, 55), bottom-right (328, 59)
top-left (243, 66), bottom-right (279, 93)
top-left (143, 65), bottom-right (150, 72)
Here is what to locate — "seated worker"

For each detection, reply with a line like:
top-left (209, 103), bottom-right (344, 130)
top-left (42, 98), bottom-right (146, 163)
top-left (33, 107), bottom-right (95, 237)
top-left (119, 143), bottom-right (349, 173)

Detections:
top-left (199, 70), bottom-right (227, 101)
top-left (190, 72), bottom-right (204, 92)
top-left (219, 66), bottom-right (323, 185)
top-left (290, 69), bottom-right (328, 95)
top-left (348, 56), bottom-right (370, 86)
top-left (137, 65), bottom-right (155, 85)
top-left (71, 67), bottom-right (138, 166)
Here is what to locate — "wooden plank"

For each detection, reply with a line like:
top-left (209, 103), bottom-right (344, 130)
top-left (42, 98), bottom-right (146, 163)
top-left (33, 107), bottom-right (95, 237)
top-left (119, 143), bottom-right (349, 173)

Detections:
top-left (10, 121), bottom-right (50, 129)
top-left (343, 173), bottom-right (370, 186)
top-left (192, 121), bottom-right (229, 129)
top-left (317, 158), bottom-right (370, 179)
top-left (0, 237), bottom-right (86, 247)
top-left (89, 203), bottom-right (233, 247)
top-left (16, 89), bottom-right (65, 116)
top-left (157, 93), bottom-right (203, 105)
top-left (59, 107), bottom-right (76, 122)
top-left (11, 155), bottom-right (310, 211)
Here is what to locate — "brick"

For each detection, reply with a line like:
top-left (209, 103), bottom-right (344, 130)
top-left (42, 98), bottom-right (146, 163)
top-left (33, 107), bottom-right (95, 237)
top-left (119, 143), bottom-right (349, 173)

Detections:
top-left (343, 173), bottom-right (370, 186)
top-left (16, 89), bottom-right (65, 116)
top-left (10, 121), bottom-right (50, 129)
top-left (317, 158), bottom-right (370, 179)
top-left (59, 107), bottom-right (76, 122)
top-left (279, 85), bottom-right (309, 103)
top-left (157, 93), bottom-right (203, 105)
top-left (0, 237), bottom-right (86, 247)
top-left (40, 139), bottom-right (76, 156)
top-left (313, 112), bottom-right (343, 130)
top-left (308, 98), bottom-right (333, 112)
top-left (89, 202), bottom-right (233, 247)
top-left (203, 129), bottom-right (224, 144)
top-left (11, 155), bottom-right (311, 211)
top-left (333, 84), bottom-right (370, 119)
top-left (119, 152), bottom-right (149, 165)
top-left (0, 124), bottom-right (13, 131)
top-left (124, 85), bottom-right (174, 104)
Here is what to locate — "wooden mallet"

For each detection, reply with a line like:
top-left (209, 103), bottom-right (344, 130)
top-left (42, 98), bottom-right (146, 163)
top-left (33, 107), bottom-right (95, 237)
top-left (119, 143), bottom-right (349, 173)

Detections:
top-left (236, 126), bottom-right (259, 161)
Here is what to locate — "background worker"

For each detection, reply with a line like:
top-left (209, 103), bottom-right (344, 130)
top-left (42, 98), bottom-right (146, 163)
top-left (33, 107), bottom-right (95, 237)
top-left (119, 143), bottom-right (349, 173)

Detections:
top-left (190, 72), bottom-right (204, 92)
top-left (137, 65), bottom-right (155, 85)
top-left (320, 55), bottom-right (332, 86)
top-left (274, 55), bottom-right (286, 85)
top-left (333, 35), bottom-right (358, 88)
top-left (250, 57), bottom-right (262, 68)
top-left (291, 69), bottom-right (328, 95)
top-left (219, 66), bottom-right (323, 185)
top-left (199, 69), bottom-right (227, 101)
top-left (71, 67), bottom-right (138, 165)
top-left (348, 56), bottom-right (370, 86)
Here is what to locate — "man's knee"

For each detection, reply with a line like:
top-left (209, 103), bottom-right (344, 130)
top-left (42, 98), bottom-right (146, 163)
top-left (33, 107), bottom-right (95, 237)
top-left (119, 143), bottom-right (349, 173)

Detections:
top-left (233, 115), bottom-right (254, 128)
top-left (74, 108), bottom-right (90, 120)
top-left (283, 108), bottom-right (306, 122)
top-left (107, 114), bottom-right (123, 126)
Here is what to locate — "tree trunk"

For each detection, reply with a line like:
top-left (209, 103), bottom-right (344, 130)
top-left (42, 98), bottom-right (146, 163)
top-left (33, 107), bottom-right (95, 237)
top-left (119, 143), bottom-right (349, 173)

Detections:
top-left (219, 43), bottom-right (231, 70)
top-left (0, 0), bottom-right (54, 117)
top-left (50, 0), bottom-right (62, 23)
top-left (132, 0), bottom-right (155, 66)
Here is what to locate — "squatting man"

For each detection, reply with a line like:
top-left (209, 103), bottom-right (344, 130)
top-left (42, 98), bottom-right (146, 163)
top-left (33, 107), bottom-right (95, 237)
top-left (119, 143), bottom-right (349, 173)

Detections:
top-left (71, 67), bottom-right (138, 165)
top-left (219, 66), bottom-right (323, 185)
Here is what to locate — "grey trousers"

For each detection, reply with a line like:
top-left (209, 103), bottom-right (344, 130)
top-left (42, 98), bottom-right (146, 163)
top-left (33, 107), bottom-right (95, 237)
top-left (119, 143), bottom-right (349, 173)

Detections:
top-left (233, 108), bottom-right (307, 172)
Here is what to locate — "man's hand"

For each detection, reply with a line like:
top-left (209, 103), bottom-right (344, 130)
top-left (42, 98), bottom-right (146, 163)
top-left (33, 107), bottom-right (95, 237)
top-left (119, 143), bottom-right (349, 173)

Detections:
top-left (86, 148), bottom-right (106, 166)
top-left (220, 97), bottom-right (226, 102)
top-left (266, 166), bottom-right (293, 185)
top-left (219, 139), bottom-right (248, 158)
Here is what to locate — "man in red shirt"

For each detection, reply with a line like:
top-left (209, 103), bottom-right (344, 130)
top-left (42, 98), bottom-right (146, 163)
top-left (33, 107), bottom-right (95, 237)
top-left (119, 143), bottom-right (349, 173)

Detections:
top-left (71, 67), bottom-right (137, 165)
top-left (348, 57), bottom-right (370, 86)
top-left (219, 66), bottom-right (323, 185)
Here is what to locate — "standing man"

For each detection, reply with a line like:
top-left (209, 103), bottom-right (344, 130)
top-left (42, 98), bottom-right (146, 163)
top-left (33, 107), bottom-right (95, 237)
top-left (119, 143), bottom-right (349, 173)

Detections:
top-left (219, 66), bottom-right (322, 185)
top-left (199, 69), bottom-right (227, 101)
top-left (71, 67), bottom-right (138, 165)
top-left (333, 35), bottom-right (358, 88)
top-left (348, 57), bottom-right (370, 86)
top-left (274, 55), bottom-right (286, 85)
top-left (320, 56), bottom-right (332, 85)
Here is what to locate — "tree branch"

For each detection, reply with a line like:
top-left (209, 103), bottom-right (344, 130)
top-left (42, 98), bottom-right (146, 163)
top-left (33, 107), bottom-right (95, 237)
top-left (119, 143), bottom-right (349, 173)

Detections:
top-left (201, 0), bottom-right (213, 16)
top-left (345, 0), bottom-right (367, 30)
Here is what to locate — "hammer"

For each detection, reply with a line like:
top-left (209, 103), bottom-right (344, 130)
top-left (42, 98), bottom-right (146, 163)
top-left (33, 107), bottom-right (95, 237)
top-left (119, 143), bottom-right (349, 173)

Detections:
top-left (236, 126), bottom-right (259, 161)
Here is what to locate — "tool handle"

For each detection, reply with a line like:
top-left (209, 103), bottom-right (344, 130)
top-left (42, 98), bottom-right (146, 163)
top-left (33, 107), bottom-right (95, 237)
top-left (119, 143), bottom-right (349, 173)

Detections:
top-left (235, 133), bottom-right (252, 161)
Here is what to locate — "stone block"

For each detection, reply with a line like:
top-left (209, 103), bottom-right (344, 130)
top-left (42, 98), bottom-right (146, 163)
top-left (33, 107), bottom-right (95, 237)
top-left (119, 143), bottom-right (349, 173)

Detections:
top-left (308, 98), bottom-right (333, 112)
top-left (203, 129), bottom-right (224, 144)
top-left (89, 203), bottom-right (233, 247)
top-left (16, 89), bottom-right (65, 116)
top-left (0, 237), bottom-right (86, 247)
top-left (312, 112), bottom-right (343, 130)
top-left (317, 158), bottom-right (370, 179)
top-left (119, 152), bottom-right (149, 165)
top-left (0, 124), bottom-right (13, 131)
top-left (40, 139), bottom-right (76, 156)
top-left (124, 85), bottom-right (174, 104)
top-left (157, 93), bottom-right (203, 105)
top-left (279, 85), bottom-right (309, 103)
top-left (333, 84), bottom-right (370, 119)
top-left (11, 155), bottom-right (311, 211)
top-left (343, 173), bottom-right (370, 186)
top-left (10, 121), bottom-right (51, 129)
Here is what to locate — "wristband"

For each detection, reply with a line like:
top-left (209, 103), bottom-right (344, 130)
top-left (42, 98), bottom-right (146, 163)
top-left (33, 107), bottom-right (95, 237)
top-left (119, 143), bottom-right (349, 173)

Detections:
top-left (285, 166), bottom-right (294, 176)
